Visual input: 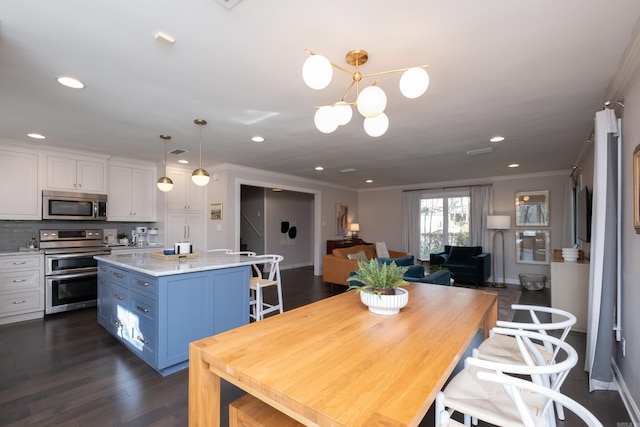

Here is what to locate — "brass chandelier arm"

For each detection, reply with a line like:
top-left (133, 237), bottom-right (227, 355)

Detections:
top-left (340, 80), bottom-right (357, 103)
top-left (305, 48), bottom-right (356, 77)
top-left (361, 64), bottom-right (430, 79)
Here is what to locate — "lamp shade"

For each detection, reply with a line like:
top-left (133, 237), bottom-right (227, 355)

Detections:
top-left (357, 85), bottom-right (387, 118)
top-left (487, 215), bottom-right (511, 230)
top-left (363, 112), bottom-right (389, 137)
top-left (302, 54), bottom-right (333, 90)
top-left (314, 105), bottom-right (339, 133)
top-left (349, 223), bottom-right (360, 232)
top-left (399, 67), bottom-right (430, 98)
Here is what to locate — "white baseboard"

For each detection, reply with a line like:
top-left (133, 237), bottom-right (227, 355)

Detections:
top-left (612, 358), bottom-right (640, 426)
top-left (280, 261), bottom-right (312, 271)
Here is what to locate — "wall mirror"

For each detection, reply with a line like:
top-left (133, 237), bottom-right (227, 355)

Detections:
top-left (515, 190), bottom-right (549, 227)
top-left (515, 229), bottom-right (550, 264)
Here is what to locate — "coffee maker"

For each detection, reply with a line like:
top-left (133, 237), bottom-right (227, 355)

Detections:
top-left (132, 226), bottom-right (148, 247)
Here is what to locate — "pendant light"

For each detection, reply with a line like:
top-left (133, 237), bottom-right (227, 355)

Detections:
top-left (192, 119), bottom-right (210, 186)
top-left (157, 134), bottom-right (173, 192)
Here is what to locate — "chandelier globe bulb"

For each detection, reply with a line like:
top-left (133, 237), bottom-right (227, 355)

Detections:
top-left (333, 101), bottom-right (352, 126)
top-left (400, 67), bottom-right (430, 98)
top-left (302, 55), bottom-right (333, 90)
top-left (357, 85), bottom-right (387, 118)
top-left (363, 112), bottom-right (389, 137)
top-left (314, 105), bottom-right (339, 133)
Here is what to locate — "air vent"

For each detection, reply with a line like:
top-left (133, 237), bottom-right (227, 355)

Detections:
top-left (216, 0), bottom-right (242, 9)
top-left (340, 168), bottom-right (357, 173)
top-left (169, 149), bottom-right (187, 156)
top-left (466, 147), bottom-right (494, 156)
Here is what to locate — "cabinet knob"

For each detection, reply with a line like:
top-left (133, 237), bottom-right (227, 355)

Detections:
top-left (113, 273), bottom-right (123, 278)
top-left (113, 319), bottom-right (122, 327)
top-left (113, 293), bottom-right (124, 301)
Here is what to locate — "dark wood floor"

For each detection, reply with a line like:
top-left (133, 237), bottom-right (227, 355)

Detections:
top-left (0, 267), bottom-right (629, 426)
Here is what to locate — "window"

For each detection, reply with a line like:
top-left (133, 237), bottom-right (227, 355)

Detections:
top-left (420, 192), bottom-right (470, 258)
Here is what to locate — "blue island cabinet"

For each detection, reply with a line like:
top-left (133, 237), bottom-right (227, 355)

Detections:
top-left (97, 261), bottom-right (249, 376)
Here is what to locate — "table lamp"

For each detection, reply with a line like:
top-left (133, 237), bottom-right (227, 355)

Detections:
top-left (349, 223), bottom-right (360, 239)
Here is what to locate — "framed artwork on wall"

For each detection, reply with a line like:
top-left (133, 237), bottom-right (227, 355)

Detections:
top-left (515, 229), bottom-right (550, 264)
top-left (515, 190), bottom-right (549, 227)
top-left (210, 203), bottom-right (222, 220)
top-left (336, 203), bottom-right (348, 235)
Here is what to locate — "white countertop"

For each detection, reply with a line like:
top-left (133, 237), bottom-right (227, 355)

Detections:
top-left (94, 251), bottom-right (261, 277)
top-left (0, 249), bottom-right (44, 257)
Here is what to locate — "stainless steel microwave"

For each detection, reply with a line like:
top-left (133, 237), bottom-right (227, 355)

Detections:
top-left (42, 190), bottom-right (107, 221)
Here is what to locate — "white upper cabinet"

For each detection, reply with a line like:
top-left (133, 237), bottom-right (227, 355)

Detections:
top-left (45, 152), bottom-right (107, 193)
top-left (107, 161), bottom-right (157, 222)
top-left (0, 144), bottom-right (41, 220)
top-left (166, 167), bottom-right (205, 212)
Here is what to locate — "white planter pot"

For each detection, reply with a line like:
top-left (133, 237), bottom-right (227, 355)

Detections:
top-left (360, 287), bottom-right (409, 315)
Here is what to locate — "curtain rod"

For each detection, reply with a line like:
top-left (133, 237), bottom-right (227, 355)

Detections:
top-left (402, 183), bottom-right (492, 193)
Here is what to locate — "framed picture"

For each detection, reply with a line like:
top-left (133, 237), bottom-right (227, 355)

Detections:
top-left (634, 145), bottom-right (640, 233)
top-left (515, 190), bottom-right (549, 227)
top-left (210, 203), bottom-right (223, 220)
top-left (515, 229), bottom-right (550, 264)
top-left (336, 203), bottom-right (348, 235)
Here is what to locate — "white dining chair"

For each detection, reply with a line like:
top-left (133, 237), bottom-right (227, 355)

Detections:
top-left (473, 371), bottom-right (603, 427)
top-left (249, 254), bottom-right (284, 321)
top-left (472, 304), bottom-right (576, 420)
top-left (436, 328), bottom-right (578, 427)
top-left (205, 248), bottom-right (233, 253)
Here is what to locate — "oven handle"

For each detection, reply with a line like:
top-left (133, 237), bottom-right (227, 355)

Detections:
top-left (46, 251), bottom-right (111, 260)
top-left (46, 271), bottom-right (98, 281)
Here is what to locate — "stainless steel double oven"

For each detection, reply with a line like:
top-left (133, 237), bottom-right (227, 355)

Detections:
top-left (40, 229), bottom-right (111, 314)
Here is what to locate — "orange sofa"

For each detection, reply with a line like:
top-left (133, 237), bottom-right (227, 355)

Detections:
top-left (322, 244), bottom-right (409, 285)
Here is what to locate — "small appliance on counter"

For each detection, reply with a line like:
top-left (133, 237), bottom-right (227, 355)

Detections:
top-left (148, 228), bottom-right (159, 246)
top-left (174, 242), bottom-right (192, 254)
top-left (132, 226), bottom-right (148, 247)
top-left (103, 228), bottom-right (118, 246)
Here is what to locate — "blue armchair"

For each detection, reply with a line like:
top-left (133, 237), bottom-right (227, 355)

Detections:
top-left (353, 255), bottom-right (452, 286)
top-left (429, 245), bottom-right (491, 288)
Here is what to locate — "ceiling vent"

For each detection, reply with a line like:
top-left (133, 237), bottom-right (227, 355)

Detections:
top-left (169, 149), bottom-right (187, 156)
top-left (340, 168), bottom-right (357, 173)
top-left (466, 147), bottom-right (494, 156)
top-left (216, 0), bottom-right (242, 9)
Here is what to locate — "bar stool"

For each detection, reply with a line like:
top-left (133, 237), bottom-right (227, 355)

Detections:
top-left (249, 254), bottom-right (284, 321)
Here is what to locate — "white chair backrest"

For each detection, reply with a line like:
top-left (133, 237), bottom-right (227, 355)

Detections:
top-left (227, 251), bottom-right (257, 256)
top-left (476, 371), bottom-right (603, 427)
top-left (466, 327), bottom-right (578, 416)
top-left (206, 248), bottom-right (233, 253)
top-left (497, 304), bottom-right (576, 356)
top-left (252, 254), bottom-right (283, 281)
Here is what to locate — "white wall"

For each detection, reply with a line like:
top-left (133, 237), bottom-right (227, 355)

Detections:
top-left (266, 189), bottom-right (313, 268)
top-left (617, 66), bottom-right (640, 416)
top-left (358, 171), bottom-right (568, 285)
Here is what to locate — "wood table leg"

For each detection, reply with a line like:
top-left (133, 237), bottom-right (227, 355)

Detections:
top-left (482, 295), bottom-right (498, 340)
top-left (189, 338), bottom-right (221, 427)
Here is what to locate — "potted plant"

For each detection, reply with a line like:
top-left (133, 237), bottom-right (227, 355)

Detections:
top-left (348, 259), bottom-right (410, 315)
top-left (117, 233), bottom-right (129, 246)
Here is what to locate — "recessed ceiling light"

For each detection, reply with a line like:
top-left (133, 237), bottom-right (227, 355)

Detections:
top-left (490, 136), bottom-right (505, 142)
top-left (366, 179), bottom-right (373, 183)
top-left (154, 32), bottom-right (175, 45)
top-left (178, 159), bottom-right (189, 164)
top-left (315, 166), bottom-right (324, 171)
top-left (27, 133), bottom-right (46, 139)
top-left (272, 188), bottom-right (283, 192)
top-left (251, 136), bottom-right (265, 142)
top-left (508, 163), bottom-right (520, 168)
top-left (57, 76), bottom-right (85, 89)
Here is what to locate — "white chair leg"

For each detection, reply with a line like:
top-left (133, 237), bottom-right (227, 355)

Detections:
top-left (256, 286), bottom-right (263, 321)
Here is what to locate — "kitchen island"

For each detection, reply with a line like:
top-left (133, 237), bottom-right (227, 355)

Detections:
top-left (94, 251), bottom-right (258, 376)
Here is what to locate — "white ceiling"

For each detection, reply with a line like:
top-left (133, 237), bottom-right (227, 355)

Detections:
top-left (1, 0), bottom-right (639, 189)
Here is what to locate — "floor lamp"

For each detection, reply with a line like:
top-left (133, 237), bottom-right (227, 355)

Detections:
top-left (487, 215), bottom-right (511, 288)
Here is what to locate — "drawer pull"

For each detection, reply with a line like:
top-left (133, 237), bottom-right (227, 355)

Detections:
top-left (113, 293), bottom-right (124, 301)
top-left (113, 272), bottom-right (123, 278)
top-left (113, 319), bottom-right (122, 327)
top-left (136, 280), bottom-right (150, 287)
top-left (12, 262), bottom-right (26, 265)
top-left (99, 280), bottom-right (106, 284)
top-left (12, 300), bottom-right (27, 304)
top-left (100, 267), bottom-right (107, 272)
top-left (136, 335), bottom-right (149, 345)
top-left (12, 279), bottom-right (27, 283)
top-left (136, 305), bottom-right (149, 313)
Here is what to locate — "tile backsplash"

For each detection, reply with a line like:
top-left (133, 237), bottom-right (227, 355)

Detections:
top-left (0, 221), bottom-right (157, 252)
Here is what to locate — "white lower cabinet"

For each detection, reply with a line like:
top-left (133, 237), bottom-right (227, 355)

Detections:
top-left (0, 254), bottom-right (44, 325)
top-left (550, 261), bottom-right (589, 333)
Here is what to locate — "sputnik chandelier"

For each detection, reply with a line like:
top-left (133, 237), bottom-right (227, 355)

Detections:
top-left (302, 49), bottom-right (430, 137)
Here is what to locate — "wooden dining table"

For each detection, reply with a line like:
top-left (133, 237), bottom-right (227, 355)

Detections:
top-left (189, 282), bottom-right (498, 427)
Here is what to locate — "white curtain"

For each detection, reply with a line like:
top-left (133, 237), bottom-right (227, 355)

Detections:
top-left (469, 185), bottom-right (493, 251)
top-left (401, 190), bottom-right (421, 257)
top-left (585, 108), bottom-right (619, 391)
